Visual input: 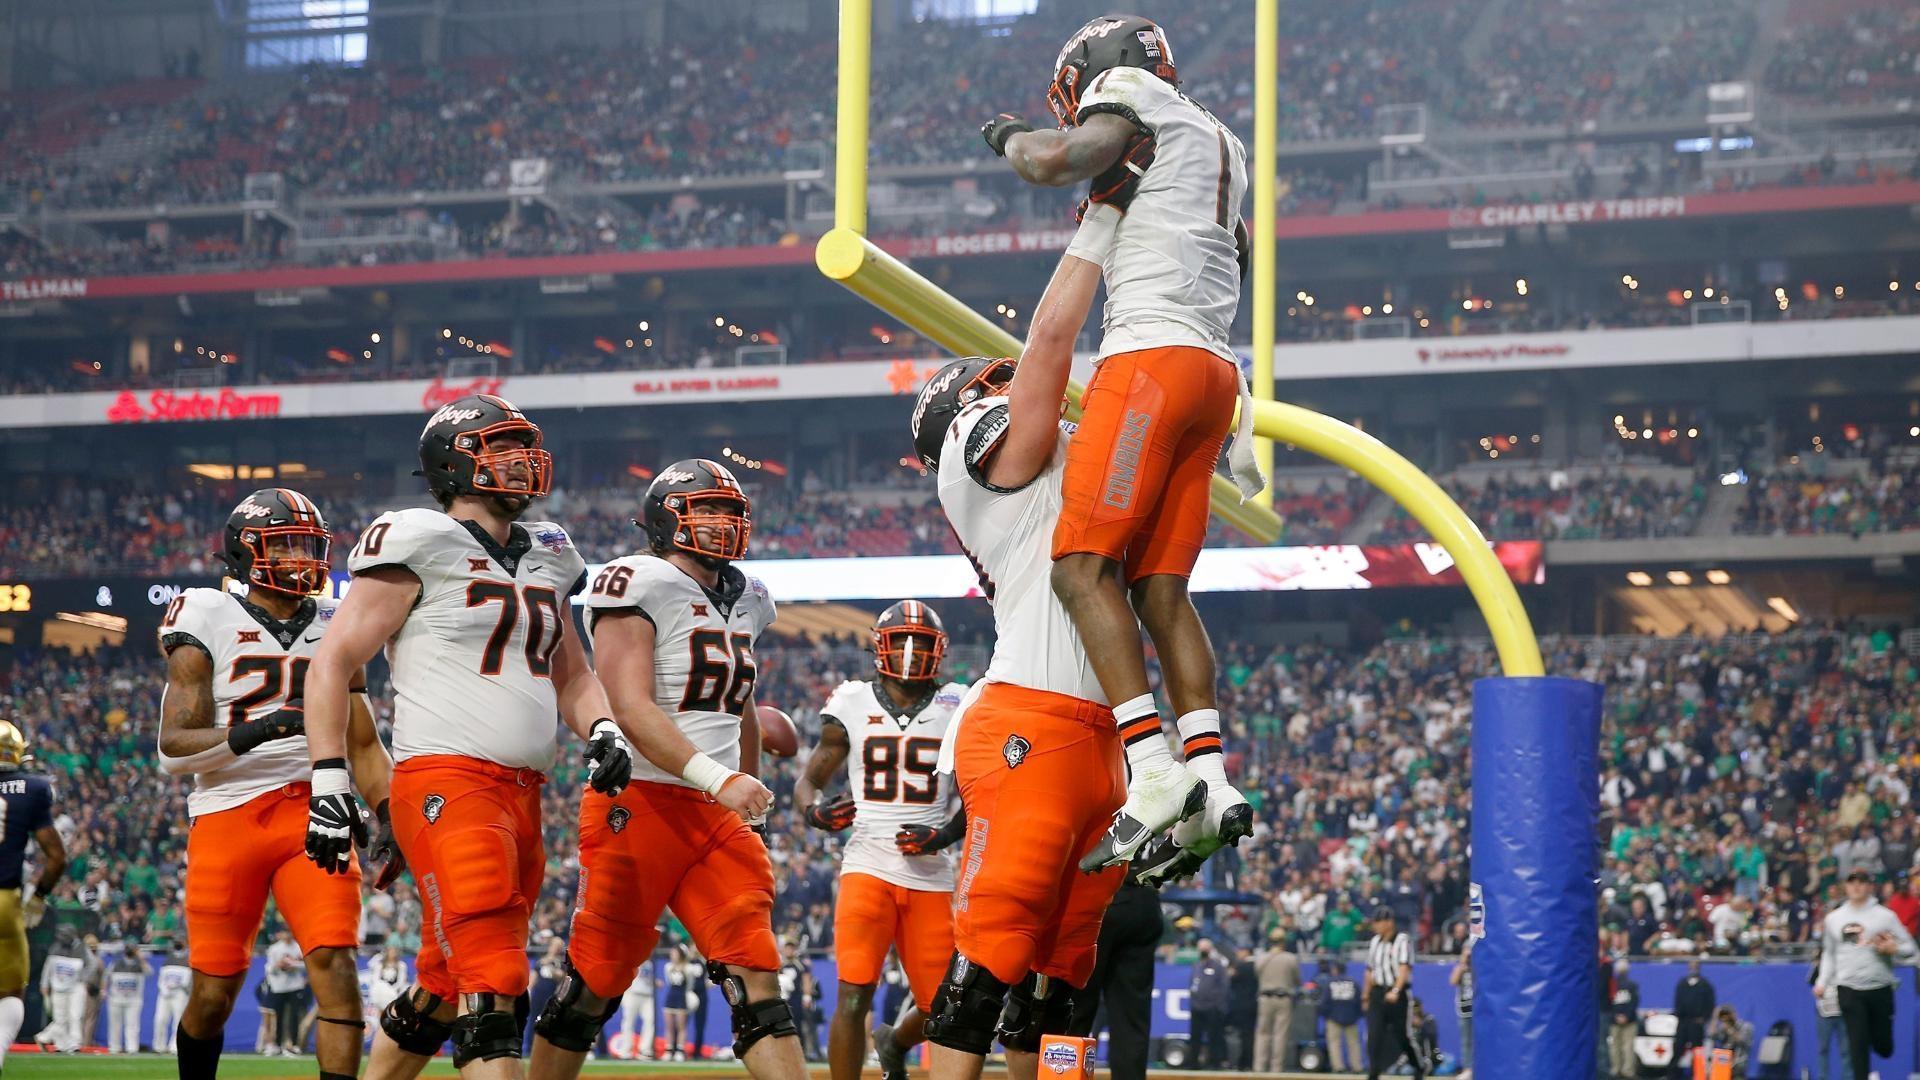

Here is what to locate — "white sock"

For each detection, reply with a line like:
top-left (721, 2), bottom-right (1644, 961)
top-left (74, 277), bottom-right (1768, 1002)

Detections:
top-left (0, 995), bottom-right (23, 1064)
top-left (1176, 709), bottom-right (1229, 787)
top-left (1113, 694), bottom-right (1175, 778)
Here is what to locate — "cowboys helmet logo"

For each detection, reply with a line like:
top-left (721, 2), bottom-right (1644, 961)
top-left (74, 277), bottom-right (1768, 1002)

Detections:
top-left (1003, 734), bottom-right (1031, 769)
top-left (423, 794), bottom-right (446, 824)
top-left (608, 806), bottom-right (631, 834)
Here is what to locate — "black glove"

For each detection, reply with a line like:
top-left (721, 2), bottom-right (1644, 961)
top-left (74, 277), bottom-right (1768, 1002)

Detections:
top-left (304, 760), bottom-right (368, 876)
top-left (896, 810), bottom-right (967, 855)
top-left (982, 113), bottom-right (1035, 157)
top-left (227, 702), bottom-right (304, 755)
top-left (584, 719), bottom-right (633, 797)
top-left (1076, 132), bottom-right (1156, 222)
top-left (368, 798), bottom-right (406, 892)
top-left (804, 793), bottom-right (857, 832)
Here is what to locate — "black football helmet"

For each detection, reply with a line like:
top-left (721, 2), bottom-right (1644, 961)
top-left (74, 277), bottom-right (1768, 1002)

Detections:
top-left (909, 356), bottom-right (1017, 473)
top-left (418, 393), bottom-right (552, 507)
top-left (641, 459), bottom-right (752, 564)
top-left (1047, 14), bottom-right (1178, 127)
top-left (222, 488), bottom-right (331, 597)
top-left (873, 600), bottom-right (947, 683)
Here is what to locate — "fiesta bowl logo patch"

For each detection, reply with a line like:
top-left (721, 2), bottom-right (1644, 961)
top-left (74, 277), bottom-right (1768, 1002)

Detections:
top-left (1042, 1042), bottom-right (1081, 1075)
top-left (534, 527), bottom-right (570, 553)
top-left (1003, 734), bottom-right (1031, 769)
top-left (607, 806), bottom-right (631, 834)
top-left (423, 794), bottom-right (446, 824)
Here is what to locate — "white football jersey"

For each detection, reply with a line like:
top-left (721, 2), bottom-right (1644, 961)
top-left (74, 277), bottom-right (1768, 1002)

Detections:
top-left (348, 508), bottom-right (587, 772)
top-left (936, 396), bottom-right (1104, 705)
top-left (821, 679), bottom-right (965, 891)
top-left (158, 587), bottom-right (343, 817)
top-left (1077, 65), bottom-right (1247, 364)
top-left (582, 555), bottom-right (776, 788)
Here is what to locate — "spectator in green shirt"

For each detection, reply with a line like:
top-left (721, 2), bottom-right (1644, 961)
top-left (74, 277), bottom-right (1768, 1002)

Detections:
top-left (1321, 901), bottom-right (1361, 952)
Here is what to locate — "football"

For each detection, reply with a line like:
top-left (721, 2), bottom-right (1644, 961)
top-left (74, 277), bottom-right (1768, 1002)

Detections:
top-left (757, 706), bottom-right (799, 758)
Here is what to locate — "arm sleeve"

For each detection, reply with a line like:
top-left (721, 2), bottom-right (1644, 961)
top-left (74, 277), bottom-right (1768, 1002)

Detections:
top-left (1817, 916), bottom-right (1836, 987)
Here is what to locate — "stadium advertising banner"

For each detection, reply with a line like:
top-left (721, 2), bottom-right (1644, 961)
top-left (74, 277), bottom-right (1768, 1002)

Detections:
top-left (570, 542), bottom-right (1545, 603)
top-left (0, 360), bottom-right (958, 430)
top-left (1273, 314), bottom-right (1920, 380)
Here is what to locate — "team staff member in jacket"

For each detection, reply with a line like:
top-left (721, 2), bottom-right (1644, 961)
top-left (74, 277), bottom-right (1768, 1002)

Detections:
top-left (1815, 868), bottom-right (1920, 1080)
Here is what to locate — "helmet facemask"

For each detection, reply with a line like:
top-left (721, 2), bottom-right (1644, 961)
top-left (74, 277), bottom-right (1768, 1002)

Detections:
top-left (456, 420), bottom-right (553, 513)
top-left (662, 490), bottom-right (752, 566)
top-left (875, 624), bottom-right (947, 683)
top-left (243, 525), bottom-right (332, 597)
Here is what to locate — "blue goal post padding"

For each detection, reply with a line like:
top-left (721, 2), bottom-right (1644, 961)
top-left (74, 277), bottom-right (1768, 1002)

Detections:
top-left (1471, 675), bottom-right (1603, 1080)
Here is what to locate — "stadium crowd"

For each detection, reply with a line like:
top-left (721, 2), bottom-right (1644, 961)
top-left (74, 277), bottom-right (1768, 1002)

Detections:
top-left (15, 458), bottom-right (1920, 582)
top-left (3, 0), bottom-right (1908, 223)
top-left (7, 622), bottom-right (1913, 979)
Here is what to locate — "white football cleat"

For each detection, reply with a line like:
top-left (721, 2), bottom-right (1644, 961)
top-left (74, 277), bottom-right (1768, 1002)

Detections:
top-left (1131, 784), bottom-right (1254, 886)
top-left (1078, 760), bottom-right (1207, 872)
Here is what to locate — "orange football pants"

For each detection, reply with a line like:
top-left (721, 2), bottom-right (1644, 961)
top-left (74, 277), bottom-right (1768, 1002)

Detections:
top-left (391, 755), bottom-right (545, 998)
top-left (950, 682), bottom-right (1127, 987)
top-left (185, 783), bottom-right (362, 977)
top-left (833, 872), bottom-right (955, 1011)
top-left (568, 781), bottom-right (779, 999)
top-left (1052, 345), bottom-right (1239, 581)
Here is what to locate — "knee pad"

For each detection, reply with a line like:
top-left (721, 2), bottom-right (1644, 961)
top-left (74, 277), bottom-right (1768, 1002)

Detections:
top-left (997, 972), bottom-right (1080, 1053)
top-left (380, 986), bottom-right (453, 1057)
top-left (450, 993), bottom-right (524, 1067)
top-left (709, 962), bottom-right (798, 1058)
top-left (923, 953), bottom-right (1011, 1057)
top-left (533, 960), bottom-right (621, 1053)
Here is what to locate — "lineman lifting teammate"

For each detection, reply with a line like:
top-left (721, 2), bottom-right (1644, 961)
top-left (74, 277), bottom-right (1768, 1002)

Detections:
top-left (0, 720), bottom-right (65, 1074)
top-left (905, 232), bottom-right (1131, 1080)
top-left (303, 395), bottom-right (634, 1080)
top-left (528, 459), bottom-right (805, 1080)
top-left (983, 13), bottom-right (1259, 871)
top-left (157, 489), bottom-right (397, 1080)
top-left (795, 601), bottom-right (968, 1080)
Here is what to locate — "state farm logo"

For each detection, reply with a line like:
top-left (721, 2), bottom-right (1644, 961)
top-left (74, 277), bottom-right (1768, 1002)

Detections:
top-left (421, 377), bottom-right (504, 411)
top-left (425, 403), bottom-right (486, 430)
top-left (106, 389), bottom-right (281, 424)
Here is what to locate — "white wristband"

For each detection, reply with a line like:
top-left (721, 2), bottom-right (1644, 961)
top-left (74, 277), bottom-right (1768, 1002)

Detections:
top-left (311, 766), bottom-right (352, 797)
top-left (590, 718), bottom-right (621, 739)
top-left (681, 752), bottom-right (737, 797)
top-left (1065, 202), bottom-right (1121, 264)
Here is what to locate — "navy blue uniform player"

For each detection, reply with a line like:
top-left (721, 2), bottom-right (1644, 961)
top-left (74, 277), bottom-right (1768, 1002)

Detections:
top-left (0, 718), bottom-right (67, 1070)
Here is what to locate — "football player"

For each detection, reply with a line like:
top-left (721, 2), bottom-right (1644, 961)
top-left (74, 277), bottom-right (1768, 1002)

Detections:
top-left (794, 601), bottom-right (967, 1080)
top-left (0, 719), bottom-right (64, 1072)
top-left (527, 458), bottom-right (804, 1080)
top-left (981, 14), bottom-right (1259, 869)
top-left (156, 488), bottom-right (395, 1080)
top-left (302, 395), bottom-right (633, 1080)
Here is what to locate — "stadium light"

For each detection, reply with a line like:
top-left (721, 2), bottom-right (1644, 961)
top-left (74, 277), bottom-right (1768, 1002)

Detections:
top-left (1625, 571), bottom-right (1653, 586)
top-left (1706, 570), bottom-right (1732, 585)
top-left (1768, 597), bottom-right (1800, 622)
top-left (1666, 570), bottom-right (1691, 585)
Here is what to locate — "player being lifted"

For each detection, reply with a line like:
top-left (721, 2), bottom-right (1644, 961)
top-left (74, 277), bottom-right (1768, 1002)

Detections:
top-left (0, 719), bottom-right (65, 1074)
top-left (906, 247), bottom-right (1140, 1080)
top-left (527, 459), bottom-right (805, 1080)
top-left (794, 601), bottom-right (968, 1080)
top-left (981, 13), bottom-right (1260, 869)
top-left (156, 489), bottom-right (397, 1080)
top-left (303, 395), bottom-right (634, 1080)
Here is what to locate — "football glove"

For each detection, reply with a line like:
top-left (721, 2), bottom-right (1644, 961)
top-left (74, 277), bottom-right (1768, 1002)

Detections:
top-left (584, 719), bottom-right (633, 797)
top-left (368, 798), bottom-right (406, 892)
top-left (804, 793), bottom-right (857, 832)
top-left (22, 893), bottom-right (45, 929)
top-left (227, 702), bottom-right (305, 755)
top-left (1076, 133), bottom-right (1156, 222)
top-left (304, 759), bottom-right (368, 876)
top-left (895, 811), bottom-right (967, 856)
top-left (982, 113), bottom-right (1035, 157)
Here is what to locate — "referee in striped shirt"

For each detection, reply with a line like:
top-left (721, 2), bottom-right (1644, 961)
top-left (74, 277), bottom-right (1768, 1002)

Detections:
top-left (1365, 907), bottom-right (1425, 1080)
